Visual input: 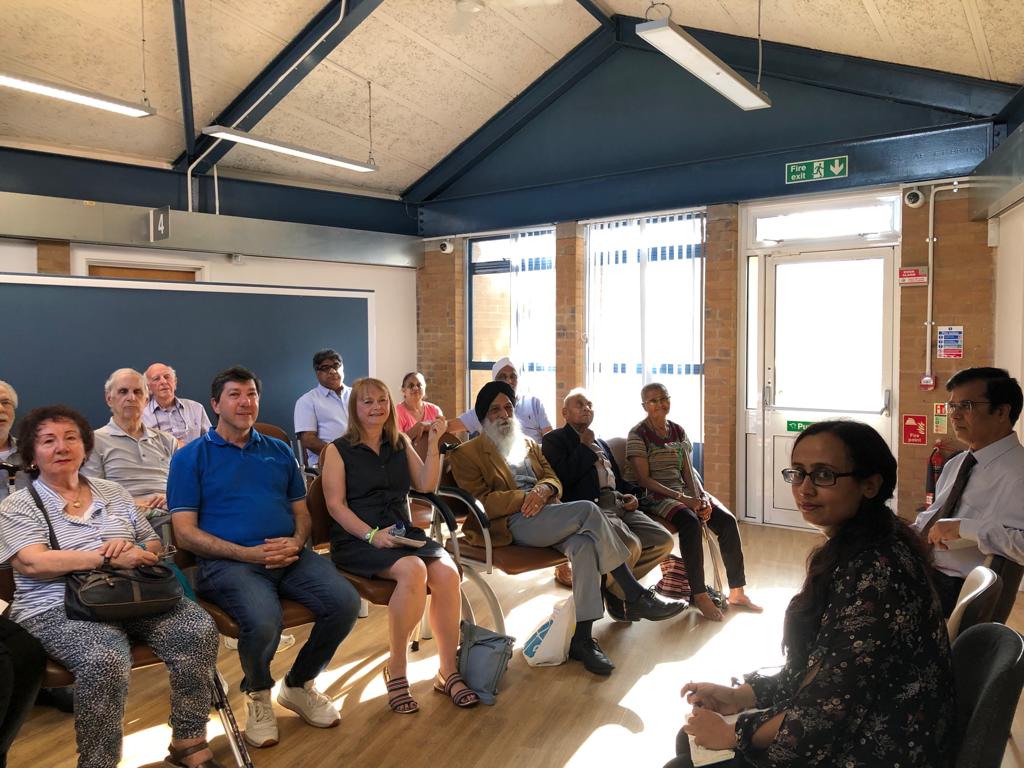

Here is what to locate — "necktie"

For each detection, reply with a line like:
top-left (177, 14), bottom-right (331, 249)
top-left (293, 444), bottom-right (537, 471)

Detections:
top-left (922, 452), bottom-right (977, 535)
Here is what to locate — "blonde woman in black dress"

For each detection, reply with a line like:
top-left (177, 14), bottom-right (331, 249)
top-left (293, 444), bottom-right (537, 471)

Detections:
top-left (321, 378), bottom-right (478, 714)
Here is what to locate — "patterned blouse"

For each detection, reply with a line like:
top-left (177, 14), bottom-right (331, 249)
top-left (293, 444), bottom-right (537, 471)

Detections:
top-left (623, 420), bottom-right (694, 518)
top-left (734, 534), bottom-right (954, 767)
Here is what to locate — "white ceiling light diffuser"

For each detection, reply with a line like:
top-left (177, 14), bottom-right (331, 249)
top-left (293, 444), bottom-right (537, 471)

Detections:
top-left (202, 126), bottom-right (376, 173)
top-left (0, 72), bottom-right (155, 117)
top-left (635, 18), bottom-right (771, 111)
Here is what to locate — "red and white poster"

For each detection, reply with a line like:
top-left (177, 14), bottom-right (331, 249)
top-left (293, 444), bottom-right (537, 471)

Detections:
top-left (902, 414), bottom-right (927, 445)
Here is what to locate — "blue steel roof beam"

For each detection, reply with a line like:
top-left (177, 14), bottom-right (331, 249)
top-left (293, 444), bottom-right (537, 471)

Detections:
top-left (996, 86), bottom-right (1024, 136)
top-left (417, 120), bottom-right (994, 236)
top-left (615, 16), bottom-right (1017, 119)
top-left (401, 24), bottom-right (618, 204)
top-left (174, 0), bottom-right (383, 173)
top-left (171, 0), bottom-right (196, 159)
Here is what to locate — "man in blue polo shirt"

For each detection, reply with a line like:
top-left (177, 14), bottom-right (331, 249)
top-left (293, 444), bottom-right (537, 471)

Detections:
top-left (169, 366), bottom-right (360, 749)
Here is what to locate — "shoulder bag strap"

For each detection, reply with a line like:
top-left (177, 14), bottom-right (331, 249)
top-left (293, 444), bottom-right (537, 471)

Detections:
top-left (27, 483), bottom-right (62, 552)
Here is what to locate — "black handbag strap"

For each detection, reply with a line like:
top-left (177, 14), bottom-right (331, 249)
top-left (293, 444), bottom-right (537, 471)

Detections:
top-left (27, 483), bottom-right (62, 552)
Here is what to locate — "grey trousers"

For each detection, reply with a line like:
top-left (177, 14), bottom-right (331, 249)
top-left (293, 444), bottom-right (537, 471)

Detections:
top-left (507, 499), bottom-right (630, 622)
top-left (597, 489), bottom-right (675, 600)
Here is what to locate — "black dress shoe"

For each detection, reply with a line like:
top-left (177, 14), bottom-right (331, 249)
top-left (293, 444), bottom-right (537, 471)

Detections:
top-left (602, 586), bottom-right (634, 623)
top-left (568, 637), bottom-right (615, 676)
top-left (625, 587), bottom-right (688, 622)
top-left (36, 686), bottom-right (74, 713)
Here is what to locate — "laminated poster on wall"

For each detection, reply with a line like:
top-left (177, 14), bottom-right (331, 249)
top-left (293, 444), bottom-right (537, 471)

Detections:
top-left (933, 403), bottom-right (948, 434)
top-left (937, 326), bottom-right (964, 359)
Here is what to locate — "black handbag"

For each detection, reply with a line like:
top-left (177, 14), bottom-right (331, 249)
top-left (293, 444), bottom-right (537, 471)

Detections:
top-left (29, 485), bottom-right (182, 622)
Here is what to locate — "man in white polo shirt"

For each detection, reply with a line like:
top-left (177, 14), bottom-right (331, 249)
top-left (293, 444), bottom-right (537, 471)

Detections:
top-left (83, 368), bottom-right (177, 521)
top-left (294, 348), bottom-right (351, 468)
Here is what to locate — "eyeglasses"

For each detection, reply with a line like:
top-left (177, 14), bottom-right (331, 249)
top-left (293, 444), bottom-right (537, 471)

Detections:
top-left (781, 468), bottom-right (856, 487)
top-left (644, 396), bottom-right (671, 406)
top-left (944, 400), bottom-right (991, 414)
top-left (316, 364), bottom-right (341, 373)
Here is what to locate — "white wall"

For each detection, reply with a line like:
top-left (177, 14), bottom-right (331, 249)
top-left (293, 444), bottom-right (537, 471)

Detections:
top-left (0, 239), bottom-right (417, 394)
top-left (0, 238), bottom-right (37, 272)
top-left (994, 202), bottom-right (1024, 441)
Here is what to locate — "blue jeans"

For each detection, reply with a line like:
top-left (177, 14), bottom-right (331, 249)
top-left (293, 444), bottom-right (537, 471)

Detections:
top-left (196, 549), bottom-right (360, 692)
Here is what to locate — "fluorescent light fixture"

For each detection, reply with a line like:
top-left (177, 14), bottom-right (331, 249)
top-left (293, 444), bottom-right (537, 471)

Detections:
top-left (202, 125), bottom-right (376, 173)
top-left (635, 18), bottom-right (771, 111)
top-left (0, 71), bottom-right (155, 117)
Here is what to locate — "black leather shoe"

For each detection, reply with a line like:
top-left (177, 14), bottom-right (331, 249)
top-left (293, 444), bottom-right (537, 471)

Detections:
top-left (625, 587), bottom-right (688, 622)
top-left (602, 586), bottom-right (634, 623)
top-left (568, 637), bottom-right (615, 676)
top-left (36, 686), bottom-right (75, 713)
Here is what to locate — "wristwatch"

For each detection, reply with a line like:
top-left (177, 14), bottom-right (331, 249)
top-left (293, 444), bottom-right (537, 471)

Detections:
top-left (363, 530), bottom-right (374, 543)
top-left (102, 555), bottom-right (112, 568)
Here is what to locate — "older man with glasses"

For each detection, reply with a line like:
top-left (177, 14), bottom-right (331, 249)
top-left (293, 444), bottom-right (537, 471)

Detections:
top-left (0, 380), bottom-right (28, 499)
top-left (913, 367), bottom-right (1024, 616)
top-left (294, 348), bottom-right (351, 469)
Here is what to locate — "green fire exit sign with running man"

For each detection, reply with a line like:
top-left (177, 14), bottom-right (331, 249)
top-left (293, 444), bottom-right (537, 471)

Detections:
top-left (785, 155), bottom-right (848, 184)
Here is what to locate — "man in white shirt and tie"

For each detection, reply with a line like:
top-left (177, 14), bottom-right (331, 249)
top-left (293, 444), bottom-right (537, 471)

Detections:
top-left (913, 367), bottom-right (1024, 615)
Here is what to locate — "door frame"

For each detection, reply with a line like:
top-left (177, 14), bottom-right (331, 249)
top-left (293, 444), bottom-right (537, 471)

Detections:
top-left (735, 187), bottom-right (903, 524)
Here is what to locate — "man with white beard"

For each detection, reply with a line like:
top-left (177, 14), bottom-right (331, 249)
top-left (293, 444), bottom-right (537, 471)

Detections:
top-left (449, 381), bottom-right (686, 676)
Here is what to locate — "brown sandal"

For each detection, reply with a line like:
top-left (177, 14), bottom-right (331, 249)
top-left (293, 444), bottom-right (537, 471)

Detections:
top-left (383, 667), bottom-right (419, 714)
top-left (433, 671), bottom-right (480, 708)
top-left (163, 740), bottom-right (225, 768)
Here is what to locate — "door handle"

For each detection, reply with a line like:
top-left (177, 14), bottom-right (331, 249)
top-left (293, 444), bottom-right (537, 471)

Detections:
top-left (880, 389), bottom-right (891, 417)
top-left (763, 384), bottom-right (772, 409)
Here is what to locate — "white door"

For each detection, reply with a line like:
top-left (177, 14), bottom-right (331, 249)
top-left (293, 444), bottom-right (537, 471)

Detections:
top-left (762, 248), bottom-right (894, 528)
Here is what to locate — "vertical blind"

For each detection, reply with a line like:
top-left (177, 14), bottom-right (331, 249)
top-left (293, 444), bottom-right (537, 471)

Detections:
top-left (585, 211), bottom-right (707, 462)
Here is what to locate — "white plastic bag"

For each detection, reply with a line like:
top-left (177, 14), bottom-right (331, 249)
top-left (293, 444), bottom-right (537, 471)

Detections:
top-left (522, 596), bottom-right (575, 667)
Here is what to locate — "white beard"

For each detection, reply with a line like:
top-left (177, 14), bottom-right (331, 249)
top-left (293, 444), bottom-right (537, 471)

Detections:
top-left (482, 417), bottom-right (528, 465)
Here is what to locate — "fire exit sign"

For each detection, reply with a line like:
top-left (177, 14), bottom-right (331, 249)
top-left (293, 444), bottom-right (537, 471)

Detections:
top-left (785, 155), bottom-right (848, 184)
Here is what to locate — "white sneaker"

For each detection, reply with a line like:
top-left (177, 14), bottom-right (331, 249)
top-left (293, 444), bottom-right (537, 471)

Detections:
top-left (244, 689), bottom-right (279, 748)
top-left (277, 681), bottom-right (340, 728)
top-left (224, 633), bottom-right (296, 653)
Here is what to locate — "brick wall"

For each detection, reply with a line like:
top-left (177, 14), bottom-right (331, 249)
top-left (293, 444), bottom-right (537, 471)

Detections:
top-left (703, 204), bottom-right (739, 510)
top-left (417, 240), bottom-right (467, 419)
top-left (897, 192), bottom-right (994, 516)
top-left (555, 221), bottom-right (586, 426)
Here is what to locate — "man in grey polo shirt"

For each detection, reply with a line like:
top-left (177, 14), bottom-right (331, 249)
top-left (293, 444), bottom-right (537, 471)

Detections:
top-left (0, 380), bottom-right (29, 499)
top-left (83, 368), bottom-right (177, 519)
top-left (143, 362), bottom-right (212, 446)
top-left (294, 348), bottom-right (351, 468)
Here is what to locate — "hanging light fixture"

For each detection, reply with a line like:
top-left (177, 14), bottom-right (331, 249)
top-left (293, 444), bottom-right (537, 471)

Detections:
top-left (635, 1), bottom-right (771, 111)
top-left (0, 72), bottom-right (156, 117)
top-left (201, 126), bottom-right (376, 173)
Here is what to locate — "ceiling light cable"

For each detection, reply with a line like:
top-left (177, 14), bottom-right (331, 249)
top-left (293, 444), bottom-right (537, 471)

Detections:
top-left (367, 80), bottom-right (376, 167)
top-left (139, 0), bottom-right (151, 108)
top-left (756, 0), bottom-right (764, 90)
top-left (644, 1), bottom-right (671, 21)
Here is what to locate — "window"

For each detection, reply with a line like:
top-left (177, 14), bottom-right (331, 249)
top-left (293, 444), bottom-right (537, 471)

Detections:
top-left (749, 194), bottom-right (901, 248)
top-left (585, 211), bottom-right (706, 463)
top-left (467, 229), bottom-right (556, 417)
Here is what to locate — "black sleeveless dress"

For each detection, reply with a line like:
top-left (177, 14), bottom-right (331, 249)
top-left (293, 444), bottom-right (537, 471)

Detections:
top-left (328, 436), bottom-right (444, 577)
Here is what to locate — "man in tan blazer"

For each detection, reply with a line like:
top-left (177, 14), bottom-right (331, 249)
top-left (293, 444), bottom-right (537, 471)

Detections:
top-left (448, 381), bottom-right (686, 676)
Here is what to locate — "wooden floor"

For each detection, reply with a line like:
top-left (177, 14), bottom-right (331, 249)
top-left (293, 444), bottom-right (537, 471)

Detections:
top-left (10, 524), bottom-right (1024, 768)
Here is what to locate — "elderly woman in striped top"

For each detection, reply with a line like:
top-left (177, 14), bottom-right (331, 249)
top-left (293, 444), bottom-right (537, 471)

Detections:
top-left (0, 405), bottom-right (221, 768)
top-left (623, 383), bottom-right (760, 621)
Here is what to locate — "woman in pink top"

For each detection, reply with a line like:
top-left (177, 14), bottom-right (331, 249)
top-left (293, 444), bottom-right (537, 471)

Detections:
top-left (395, 372), bottom-right (444, 444)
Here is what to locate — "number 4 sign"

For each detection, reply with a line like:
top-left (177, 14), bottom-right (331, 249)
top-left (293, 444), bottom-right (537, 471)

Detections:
top-left (149, 205), bottom-right (170, 242)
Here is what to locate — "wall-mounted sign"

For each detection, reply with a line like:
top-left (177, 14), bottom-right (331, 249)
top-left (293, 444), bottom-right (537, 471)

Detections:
top-left (149, 205), bottom-right (170, 242)
top-left (786, 420), bottom-right (813, 432)
top-left (898, 266), bottom-right (929, 285)
top-left (937, 325), bottom-right (964, 359)
top-left (902, 414), bottom-right (927, 445)
top-left (785, 155), bottom-right (848, 184)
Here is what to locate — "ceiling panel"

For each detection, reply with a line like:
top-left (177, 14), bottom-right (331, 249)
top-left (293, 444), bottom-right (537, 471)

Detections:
top-left (978, 0), bottom-right (1024, 83)
top-left (874, 0), bottom-right (984, 79)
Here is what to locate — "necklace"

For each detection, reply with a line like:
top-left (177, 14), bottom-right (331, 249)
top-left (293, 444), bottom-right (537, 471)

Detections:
top-left (645, 417), bottom-right (670, 438)
top-left (60, 485), bottom-right (83, 509)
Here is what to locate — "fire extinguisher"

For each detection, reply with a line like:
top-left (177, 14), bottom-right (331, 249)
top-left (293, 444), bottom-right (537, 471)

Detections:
top-left (925, 441), bottom-right (945, 506)
top-left (925, 440), bottom-right (964, 505)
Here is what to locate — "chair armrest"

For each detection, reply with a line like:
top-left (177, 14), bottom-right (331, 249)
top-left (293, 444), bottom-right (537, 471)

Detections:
top-left (409, 491), bottom-right (458, 533)
top-left (436, 485), bottom-right (490, 529)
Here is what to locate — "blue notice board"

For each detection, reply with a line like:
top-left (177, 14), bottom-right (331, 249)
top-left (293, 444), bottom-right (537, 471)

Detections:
top-left (0, 275), bottom-right (372, 432)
